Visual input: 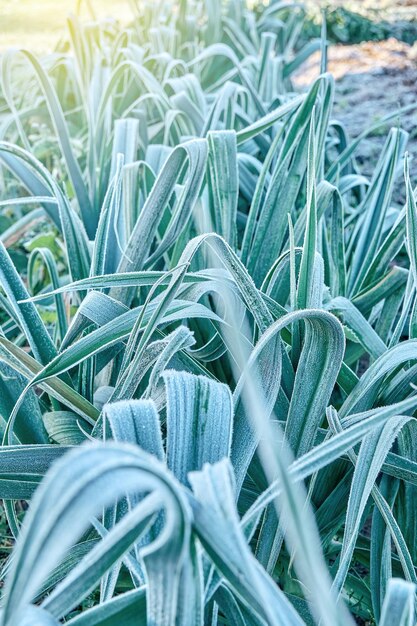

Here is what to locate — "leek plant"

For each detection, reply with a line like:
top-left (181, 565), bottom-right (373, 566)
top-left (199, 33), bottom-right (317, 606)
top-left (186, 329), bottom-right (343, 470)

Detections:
top-left (0, 1), bottom-right (416, 624)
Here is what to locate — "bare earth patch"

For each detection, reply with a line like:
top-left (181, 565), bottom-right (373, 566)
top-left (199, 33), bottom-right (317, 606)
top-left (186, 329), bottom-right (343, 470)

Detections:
top-left (295, 38), bottom-right (417, 197)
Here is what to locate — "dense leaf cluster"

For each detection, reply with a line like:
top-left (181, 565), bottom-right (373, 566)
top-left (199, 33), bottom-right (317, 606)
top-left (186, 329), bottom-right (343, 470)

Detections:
top-left (0, 1), bottom-right (416, 624)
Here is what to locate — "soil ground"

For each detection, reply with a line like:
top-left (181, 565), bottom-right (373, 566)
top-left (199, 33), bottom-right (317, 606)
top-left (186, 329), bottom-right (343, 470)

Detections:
top-left (295, 38), bottom-right (417, 199)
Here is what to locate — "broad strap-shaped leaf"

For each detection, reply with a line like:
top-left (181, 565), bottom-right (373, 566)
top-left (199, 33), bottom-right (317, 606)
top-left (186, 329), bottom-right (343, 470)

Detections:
top-left (405, 153), bottom-right (417, 288)
top-left (144, 326), bottom-right (196, 400)
top-left (0, 142), bottom-right (91, 282)
top-left (66, 588), bottom-right (146, 625)
top-left (25, 270), bottom-right (207, 302)
top-left (329, 407), bottom-right (414, 594)
top-left (18, 298), bottom-right (225, 388)
top-left (206, 130), bottom-right (238, 247)
top-left (247, 75), bottom-right (333, 285)
top-left (41, 494), bottom-right (158, 619)
top-left (243, 396), bottom-right (417, 530)
top-left (296, 106), bottom-right (317, 310)
top-left (18, 50), bottom-right (95, 237)
top-left (1, 443), bottom-right (192, 626)
top-left (0, 240), bottom-right (56, 365)
top-left (90, 154), bottom-right (125, 277)
top-left (104, 400), bottom-right (164, 461)
top-left (188, 459), bottom-right (305, 626)
top-left (370, 474), bottom-right (397, 621)
top-left (164, 370), bottom-right (233, 485)
top-left (90, 400), bottom-right (163, 598)
top-left (348, 128), bottom-right (408, 295)
top-left (111, 139), bottom-right (208, 305)
top-left (0, 336), bottom-right (98, 425)
top-left (285, 309), bottom-right (344, 456)
top-left (0, 605), bottom-right (60, 626)
top-left (43, 411), bottom-right (87, 445)
top-left (339, 339), bottom-right (417, 417)
top-left (0, 444), bottom-right (69, 499)
top-left (0, 362), bottom-right (46, 444)
top-left (231, 313), bottom-right (282, 493)
top-left (379, 579), bottom-right (416, 626)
